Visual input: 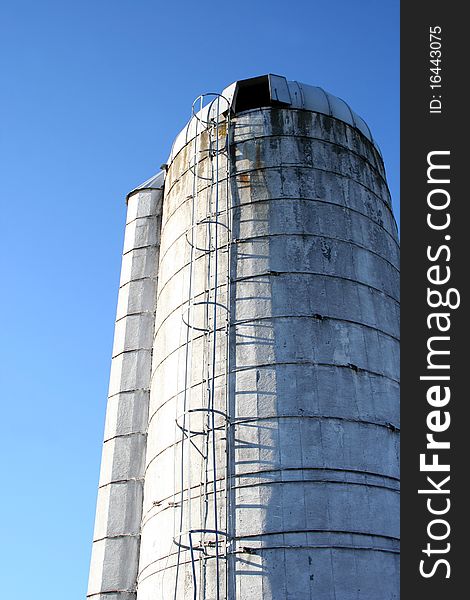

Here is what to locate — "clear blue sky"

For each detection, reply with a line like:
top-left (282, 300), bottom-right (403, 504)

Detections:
top-left (0, 1), bottom-right (398, 597)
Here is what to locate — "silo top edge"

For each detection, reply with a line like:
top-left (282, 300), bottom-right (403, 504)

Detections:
top-left (126, 170), bottom-right (165, 202)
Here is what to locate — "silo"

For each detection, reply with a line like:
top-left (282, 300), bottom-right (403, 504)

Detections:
top-left (89, 74), bottom-right (399, 600)
top-left (88, 173), bottom-right (164, 600)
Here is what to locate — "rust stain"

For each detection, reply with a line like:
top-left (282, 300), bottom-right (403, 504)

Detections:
top-left (255, 142), bottom-right (262, 169)
top-left (217, 121), bottom-right (227, 138)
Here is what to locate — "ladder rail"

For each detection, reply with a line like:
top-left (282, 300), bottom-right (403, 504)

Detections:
top-left (173, 94), bottom-right (204, 600)
top-left (173, 93), bottom-right (232, 600)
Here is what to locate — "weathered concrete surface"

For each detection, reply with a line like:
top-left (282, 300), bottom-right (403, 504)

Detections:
top-left (87, 188), bottom-right (163, 599)
top-left (136, 108), bottom-right (399, 599)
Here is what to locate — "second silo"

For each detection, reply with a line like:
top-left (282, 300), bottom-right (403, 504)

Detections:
top-left (90, 73), bottom-right (400, 600)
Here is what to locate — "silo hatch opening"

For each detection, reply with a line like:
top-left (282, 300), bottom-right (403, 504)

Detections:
top-left (233, 74), bottom-right (292, 113)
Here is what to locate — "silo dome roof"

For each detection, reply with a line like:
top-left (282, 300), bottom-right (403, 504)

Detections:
top-left (126, 169), bottom-right (165, 201)
top-left (167, 74), bottom-right (381, 164)
top-left (228, 74), bottom-right (376, 147)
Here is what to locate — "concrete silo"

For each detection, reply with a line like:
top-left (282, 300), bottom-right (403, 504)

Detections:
top-left (88, 74), bottom-right (400, 600)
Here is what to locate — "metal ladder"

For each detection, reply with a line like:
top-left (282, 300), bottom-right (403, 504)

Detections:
top-left (173, 93), bottom-right (232, 600)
